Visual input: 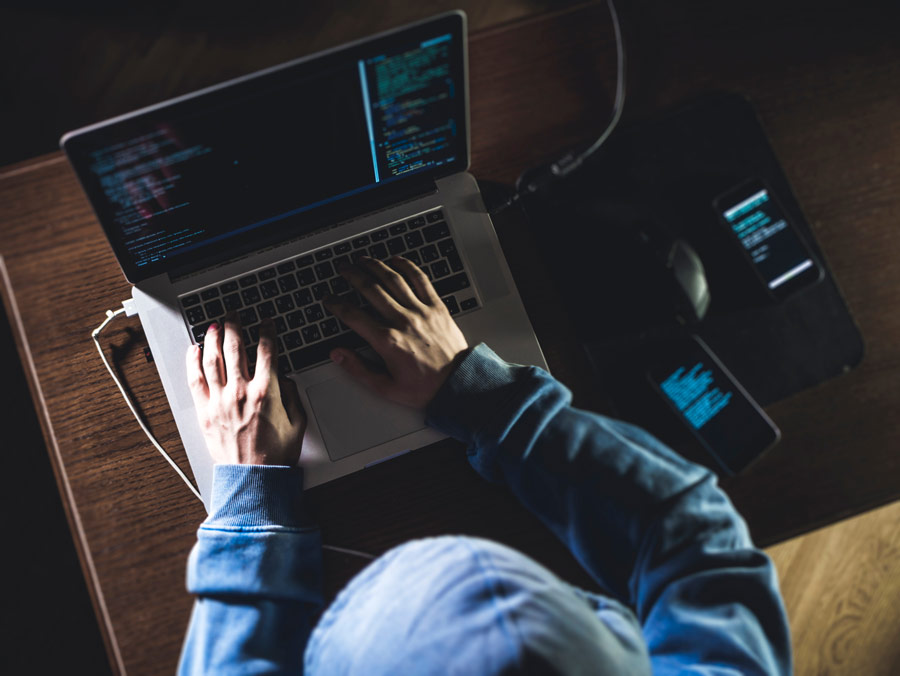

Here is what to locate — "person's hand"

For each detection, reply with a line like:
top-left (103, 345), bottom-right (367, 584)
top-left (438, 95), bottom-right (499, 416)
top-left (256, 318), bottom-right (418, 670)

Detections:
top-left (323, 255), bottom-right (469, 409)
top-left (185, 316), bottom-right (306, 465)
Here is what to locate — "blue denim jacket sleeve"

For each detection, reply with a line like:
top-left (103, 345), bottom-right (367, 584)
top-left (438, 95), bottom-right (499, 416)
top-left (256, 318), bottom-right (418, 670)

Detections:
top-left (425, 343), bottom-right (792, 676)
top-left (178, 464), bottom-right (323, 675)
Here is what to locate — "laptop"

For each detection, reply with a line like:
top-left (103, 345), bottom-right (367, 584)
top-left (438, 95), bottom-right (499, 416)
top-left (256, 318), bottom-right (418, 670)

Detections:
top-left (61, 11), bottom-right (547, 508)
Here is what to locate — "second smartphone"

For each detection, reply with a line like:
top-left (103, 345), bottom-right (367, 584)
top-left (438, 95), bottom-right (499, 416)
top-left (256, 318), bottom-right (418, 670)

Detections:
top-left (713, 178), bottom-right (823, 301)
top-left (646, 335), bottom-right (781, 475)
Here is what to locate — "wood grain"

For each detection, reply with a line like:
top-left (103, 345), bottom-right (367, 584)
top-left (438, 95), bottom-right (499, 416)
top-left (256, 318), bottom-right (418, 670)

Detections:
top-left (2, 1), bottom-right (900, 673)
top-left (767, 500), bottom-right (900, 675)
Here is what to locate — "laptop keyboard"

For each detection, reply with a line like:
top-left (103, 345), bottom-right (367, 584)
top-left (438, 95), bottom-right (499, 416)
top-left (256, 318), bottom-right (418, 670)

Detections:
top-left (179, 208), bottom-right (480, 374)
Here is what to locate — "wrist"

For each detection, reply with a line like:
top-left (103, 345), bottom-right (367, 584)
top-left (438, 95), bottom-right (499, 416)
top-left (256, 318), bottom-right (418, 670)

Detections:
top-left (423, 345), bottom-right (475, 407)
top-left (441, 344), bottom-right (475, 383)
top-left (425, 342), bottom-right (554, 440)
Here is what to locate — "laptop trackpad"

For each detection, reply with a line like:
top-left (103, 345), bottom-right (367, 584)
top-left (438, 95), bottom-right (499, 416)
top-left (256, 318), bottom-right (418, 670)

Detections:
top-left (306, 375), bottom-right (426, 462)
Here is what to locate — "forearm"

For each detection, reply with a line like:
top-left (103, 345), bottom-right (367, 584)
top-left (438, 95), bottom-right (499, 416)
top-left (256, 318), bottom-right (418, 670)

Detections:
top-left (178, 465), bottom-right (323, 675)
top-left (426, 344), bottom-right (791, 674)
top-left (426, 344), bottom-right (715, 595)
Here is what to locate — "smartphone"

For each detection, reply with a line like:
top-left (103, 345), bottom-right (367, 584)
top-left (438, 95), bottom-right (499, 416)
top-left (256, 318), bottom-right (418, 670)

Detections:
top-left (713, 178), bottom-right (823, 300)
top-left (647, 335), bottom-right (780, 475)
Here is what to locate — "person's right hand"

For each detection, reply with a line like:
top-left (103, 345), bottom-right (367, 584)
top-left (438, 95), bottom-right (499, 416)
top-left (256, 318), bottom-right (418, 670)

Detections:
top-left (323, 255), bottom-right (469, 409)
top-left (185, 316), bottom-right (306, 466)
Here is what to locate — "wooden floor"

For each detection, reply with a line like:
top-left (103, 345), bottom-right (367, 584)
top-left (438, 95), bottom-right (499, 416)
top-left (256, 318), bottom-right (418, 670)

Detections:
top-left (767, 500), bottom-right (900, 675)
top-left (1, 1), bottom-right (899, 674)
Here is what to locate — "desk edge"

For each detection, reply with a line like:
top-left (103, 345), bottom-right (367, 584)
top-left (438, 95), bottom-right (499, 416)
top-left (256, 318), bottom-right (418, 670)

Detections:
top-left (0, 256), bottom-right (125, 676)
top-left (0, 151), bottom-right (66, 181)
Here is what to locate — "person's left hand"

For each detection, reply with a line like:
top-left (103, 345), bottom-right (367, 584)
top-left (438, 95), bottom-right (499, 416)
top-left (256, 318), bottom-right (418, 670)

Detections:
top-left (185, 316), bottom-right (306, 466)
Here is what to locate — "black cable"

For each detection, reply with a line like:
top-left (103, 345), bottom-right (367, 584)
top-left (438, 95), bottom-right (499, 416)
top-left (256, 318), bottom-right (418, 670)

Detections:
top-left (488, 0), bottom-right (626, 217)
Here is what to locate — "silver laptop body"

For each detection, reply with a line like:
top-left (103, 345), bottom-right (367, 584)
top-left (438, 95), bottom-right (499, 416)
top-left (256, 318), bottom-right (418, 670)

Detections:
top-left (62, 11), bottom-right (546, 508)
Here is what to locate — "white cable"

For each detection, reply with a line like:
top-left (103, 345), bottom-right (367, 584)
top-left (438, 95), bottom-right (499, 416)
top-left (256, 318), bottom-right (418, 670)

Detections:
top-left (322, 544), bottom-right (377, 560)
top-left (92, 305), bottom-right (376, 562)
top-left (93, 306), bottom-right (204, 501)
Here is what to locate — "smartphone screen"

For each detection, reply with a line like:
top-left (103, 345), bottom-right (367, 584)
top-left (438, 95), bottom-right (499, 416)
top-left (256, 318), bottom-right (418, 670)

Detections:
top-left (714, 179), bottom-right (822, 300)
top-left (647, 336), bottom-right (780, 475)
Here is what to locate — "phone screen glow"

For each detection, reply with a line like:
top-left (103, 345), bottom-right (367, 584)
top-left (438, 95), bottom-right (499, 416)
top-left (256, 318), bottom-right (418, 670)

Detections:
top-left (721, 188), bottom-right (813, 290)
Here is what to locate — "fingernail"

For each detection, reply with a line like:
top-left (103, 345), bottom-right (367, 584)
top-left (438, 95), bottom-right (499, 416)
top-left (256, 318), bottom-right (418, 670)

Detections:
top-left (208, 322), bottom-right (218, 331)
top-left (331, 350), bottom-right (344, 364)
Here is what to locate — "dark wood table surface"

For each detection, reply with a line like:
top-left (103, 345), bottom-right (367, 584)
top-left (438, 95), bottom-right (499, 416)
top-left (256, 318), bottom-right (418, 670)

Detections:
top-left (2, 1), bottom-right (899, 673)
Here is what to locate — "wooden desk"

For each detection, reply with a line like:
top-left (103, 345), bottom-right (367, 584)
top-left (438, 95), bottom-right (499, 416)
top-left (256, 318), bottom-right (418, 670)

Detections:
top-left (2, 2), bottom-right (899, 673)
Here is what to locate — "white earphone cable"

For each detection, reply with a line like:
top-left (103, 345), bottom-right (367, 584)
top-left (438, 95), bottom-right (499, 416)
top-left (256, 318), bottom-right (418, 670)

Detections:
top-left (92, 307), bottom-right (203, 501)
top-left (92, 305), bottom-right (375, 561)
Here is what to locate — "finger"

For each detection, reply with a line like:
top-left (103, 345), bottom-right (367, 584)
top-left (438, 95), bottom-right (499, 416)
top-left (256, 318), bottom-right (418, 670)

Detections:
top-left (279, 375), bottom-right (307, 434)
top-left (222, 314), bottom-right (249, 382)
top-left (390, 256), bottom-right (442, 306)
top-left (322, 293), bottom-right (384, 344)
top-left (330, 348), bottom-right (395, 398)
top-left (202, 321), bottom-right (226, 388)
top-left (185, 344), bottom-right (209, 405)
top-left (338, 259), bottom-right (406, 320)
top-left (361, 257), bottom-right (422, 309)
top-left (253, 319), bottom-right (278, 387)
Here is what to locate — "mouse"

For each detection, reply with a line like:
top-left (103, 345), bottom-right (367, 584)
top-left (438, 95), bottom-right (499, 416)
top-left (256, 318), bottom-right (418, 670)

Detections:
top-left (516, 176), bottom-right (712, 338)
top-left (665, 237), bottom-right (711, 323)
top-left (631, 219), bottom-right (710, 325)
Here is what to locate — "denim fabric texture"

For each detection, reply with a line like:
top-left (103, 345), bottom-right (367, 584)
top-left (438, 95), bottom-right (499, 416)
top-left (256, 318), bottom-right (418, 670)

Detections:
top-left (179, 343), bottom-right (792, 675)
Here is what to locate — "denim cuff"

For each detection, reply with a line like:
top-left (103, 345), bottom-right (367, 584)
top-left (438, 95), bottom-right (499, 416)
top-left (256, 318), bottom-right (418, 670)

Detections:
top-left (425, 343), bottom-right (530, 445)
top-left (205, 464), bottom-right (308, 529)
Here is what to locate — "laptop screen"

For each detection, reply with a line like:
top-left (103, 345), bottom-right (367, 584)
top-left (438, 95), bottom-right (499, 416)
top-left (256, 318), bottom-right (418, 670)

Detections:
top-left (62, 12), bottom-right (467, 283)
